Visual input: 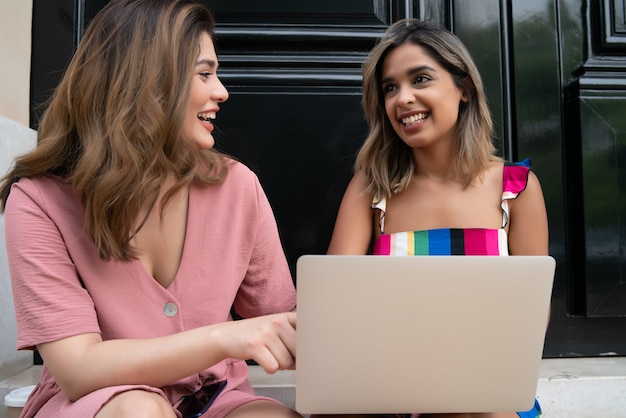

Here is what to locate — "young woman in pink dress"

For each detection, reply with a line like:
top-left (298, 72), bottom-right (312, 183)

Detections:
top-left (0, 1), bottom-right (300, 417)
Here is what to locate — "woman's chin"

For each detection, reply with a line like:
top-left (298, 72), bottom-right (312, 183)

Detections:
top-left (193, 136), bottom-right (215, 150)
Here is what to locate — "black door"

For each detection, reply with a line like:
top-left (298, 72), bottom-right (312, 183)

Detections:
top-left (30, 0), bottom-right (626, 357)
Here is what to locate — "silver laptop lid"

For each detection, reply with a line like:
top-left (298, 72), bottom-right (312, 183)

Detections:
top-left (295, 255), bottom-right (555, 414)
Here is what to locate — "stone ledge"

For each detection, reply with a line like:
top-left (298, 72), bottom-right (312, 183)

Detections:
top-left (3, 358), bottom-right (626, 418)
top-left (536, 357), bottom-right (626, 418)
top-left (0, 365), bottom-right (41, 418)
top-left (248, 357), bottom-right (626, 417)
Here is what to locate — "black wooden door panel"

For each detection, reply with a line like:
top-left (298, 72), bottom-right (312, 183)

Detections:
top-left (214, 93), bottom-right (366, 274)
top-left (578, 94), bottom-right (626, 318)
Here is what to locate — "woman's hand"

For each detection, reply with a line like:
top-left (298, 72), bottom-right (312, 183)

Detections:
top-left (214, 311), bottom-right (297, 373)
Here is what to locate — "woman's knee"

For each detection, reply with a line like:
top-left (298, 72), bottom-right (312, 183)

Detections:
top-left (224, 399), bottom-right (302, 417)
top-left (95, 390), bottom-right (176, 418)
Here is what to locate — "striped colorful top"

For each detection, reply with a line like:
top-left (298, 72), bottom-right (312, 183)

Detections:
top-left (371, 160), bottom-right (532, 256)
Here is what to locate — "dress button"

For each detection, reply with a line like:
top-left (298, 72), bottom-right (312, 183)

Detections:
top-left (163, 302), bottom-right (178, 317)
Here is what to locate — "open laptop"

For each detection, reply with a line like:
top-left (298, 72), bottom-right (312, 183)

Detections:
top-left (295, 255), bottom-right (555, 415)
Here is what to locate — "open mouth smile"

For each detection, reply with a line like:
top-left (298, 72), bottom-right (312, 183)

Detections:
top-left (401, 112), bottom-right (429, 126)
top-left (197, 112), bottom-right (216, 123)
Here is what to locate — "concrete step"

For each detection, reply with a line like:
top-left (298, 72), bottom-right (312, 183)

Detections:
top-left (0, 366), bottom-right (40, 418)
top-left (535, 357), bottom-right (626, 417)
top-left (2, 357), bottom-right (626, 418)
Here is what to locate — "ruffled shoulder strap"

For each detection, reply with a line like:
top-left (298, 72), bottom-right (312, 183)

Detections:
top-left (372, 159), bottom-right (533, 232)
top-left (371, 194), bottom-right (386, 233)
top-left (501, 158), bottom-right (532, 228)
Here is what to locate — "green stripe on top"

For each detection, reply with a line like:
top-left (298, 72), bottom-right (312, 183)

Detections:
top-left (414, 230), bottom-right (429, 255)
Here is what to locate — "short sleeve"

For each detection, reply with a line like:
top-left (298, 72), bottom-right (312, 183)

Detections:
top-left (228, 166), bottom-right (296, 318)
top-left (4, 178), bottom-right (101, 350)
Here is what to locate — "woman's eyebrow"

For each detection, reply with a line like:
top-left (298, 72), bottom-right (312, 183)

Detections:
top-left (195, 58), bottom-right (217, 68)
top-left (381, 65), bottom-right (436, 84)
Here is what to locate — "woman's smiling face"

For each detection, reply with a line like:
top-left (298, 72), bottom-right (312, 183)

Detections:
top-left (381, 42), bottom-right (467, 150)
top-left (183, 31), bottom-right (229, 150)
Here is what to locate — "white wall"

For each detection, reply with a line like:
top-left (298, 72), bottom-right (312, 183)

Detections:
top-left (0, 117), bottom-right (37, 379)
top-left (0, 1), bottom-right (32, 127)
top-left (0, 0), bottom-right (35, 379)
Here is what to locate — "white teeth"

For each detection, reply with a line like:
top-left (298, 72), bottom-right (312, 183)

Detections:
top-left (401, 113), bottom-right (428, 125)
top-left (197, 112), bottom-right (216, 122)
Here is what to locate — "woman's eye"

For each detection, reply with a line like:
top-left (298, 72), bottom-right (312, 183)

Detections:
top-left (200, 72), bottom-right (213, 79)
top-left (382, 84), bottom-right (396, 94)
top-left (414, 75), bottom-right (430, 84)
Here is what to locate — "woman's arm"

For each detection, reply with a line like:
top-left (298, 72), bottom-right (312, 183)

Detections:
top-left (507, 170), bottom-right (551, 326)
top-left (507, 170), bottom-right (549, 256)
top-left (327, 172), bottom-right (375, 255)
top-left (38, 311), bottom-right (296, 401)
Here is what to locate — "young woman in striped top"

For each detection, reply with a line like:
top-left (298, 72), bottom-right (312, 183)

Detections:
top-left (326, 19), bottom-right (549, 418)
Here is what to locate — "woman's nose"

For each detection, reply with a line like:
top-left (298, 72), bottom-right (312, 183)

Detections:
top-left (396, 85), bottom-right (415, 106)
top-left (212, 77), bottom-right (229, 103)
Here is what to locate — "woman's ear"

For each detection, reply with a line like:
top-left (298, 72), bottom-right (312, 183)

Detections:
top-left (456, 76), bottom-right (470, 103)
top-left (460, 87), bottom-right (469, 103)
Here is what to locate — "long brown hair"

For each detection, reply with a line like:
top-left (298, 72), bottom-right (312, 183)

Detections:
top-left (358, 19), bottom-right (498, 198)
top-left (0, 0), bottom-right (229, 261)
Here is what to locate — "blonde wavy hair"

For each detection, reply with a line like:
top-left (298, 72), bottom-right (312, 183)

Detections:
top-left (0, 0), bottom-right (230, 261)
top-left (358, 18), bottom-right (499, 198)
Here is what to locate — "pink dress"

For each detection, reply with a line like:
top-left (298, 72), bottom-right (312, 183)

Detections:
top-left (5, 161), bottom-right (297, 418)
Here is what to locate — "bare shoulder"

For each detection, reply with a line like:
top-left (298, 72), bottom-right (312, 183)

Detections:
top-left (476, 159), bottom-right (506, 189)
top-left (348, 170), bottom-right (369, 189)
top-left (521, 168), bottom-right (545, 200)
top-left (487, 159), bottom-right (506, 175)
top-left (327, 171), bottom-right (375, 255)
top-left (527, 168), bottom-right (543, 187)
top-left (340, 171), bottom-right (373, 202)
